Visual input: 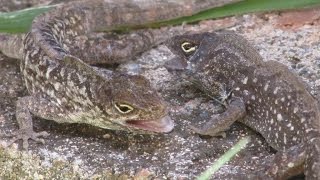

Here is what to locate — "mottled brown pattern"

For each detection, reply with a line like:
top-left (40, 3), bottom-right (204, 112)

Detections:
top-left (166, 32), bottom-right (320, 179)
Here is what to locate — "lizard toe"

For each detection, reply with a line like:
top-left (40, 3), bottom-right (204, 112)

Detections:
top-left (5, 129), bottom-right (49, 150)
top-left (0, 131), bottom-right (17, 138)
top-left (5, 137), bottom-right (18, 148)
top-left (189, 125), bottom-right (226, 137)
top-left (36, 131), bottom-right (50, 137)
top-left (22, 137), bottom-right (30, 150)
top-left (31, 137), bottom-right (45, 144)
top-left (189, 125), bottom-right (203, 134)
top-left (189, 125), bottom-right (212, 136)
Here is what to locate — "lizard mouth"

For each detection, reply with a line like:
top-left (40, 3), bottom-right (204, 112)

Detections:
top-left (125, 116), bottom-right (174, 133)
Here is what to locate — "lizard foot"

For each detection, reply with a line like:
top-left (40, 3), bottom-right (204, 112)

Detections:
top-left (4, 129), bottom-right (49, 150)
top-left (189, 125), bottom-right (226, 138)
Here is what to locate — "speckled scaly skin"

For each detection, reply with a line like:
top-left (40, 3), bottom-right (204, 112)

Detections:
top-left (165, 32), bottom-right (320, 179)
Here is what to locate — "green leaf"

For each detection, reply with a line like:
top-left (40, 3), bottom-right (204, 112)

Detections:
top-left (0, 0), bottom-right (320, 33)
top-left (110, 0), bottom-right (320, 31)
top-left (149, 0), bottom-right (320, 28)
top-left (0, 4), bottom-right (58, 33)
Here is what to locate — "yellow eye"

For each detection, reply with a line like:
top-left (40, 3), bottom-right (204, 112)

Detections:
top-left (115, 103), bottom-right (134, 114)
top-left (181, 42), bottom-right (197, 53)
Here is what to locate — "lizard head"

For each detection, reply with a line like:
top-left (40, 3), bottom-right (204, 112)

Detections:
top-left (96, 73), bottom-right (174, 134)
top-left (165, 32), bottom-right (233, 96)
top-left (164, 32), bottom-right (214, 72)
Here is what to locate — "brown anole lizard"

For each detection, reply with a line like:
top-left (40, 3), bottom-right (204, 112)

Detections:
top-left (165, 32), bottom-right (320, 179)
top-left (0, 0), bottom-right (238, 149)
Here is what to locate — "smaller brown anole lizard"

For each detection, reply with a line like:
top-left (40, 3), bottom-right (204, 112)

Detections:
top-left (165, 32), bottom-right (320, 179)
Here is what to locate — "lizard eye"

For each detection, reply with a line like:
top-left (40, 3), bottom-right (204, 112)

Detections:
top-left (115, 103), bottom-right (134, 114)
top-left (181, 42), bottom-right (197, 53)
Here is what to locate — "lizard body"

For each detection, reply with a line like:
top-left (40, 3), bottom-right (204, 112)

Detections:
top-left (165, 32), bottom-right (320, 179)
top-left (0, 0), bottom-right (238, 149)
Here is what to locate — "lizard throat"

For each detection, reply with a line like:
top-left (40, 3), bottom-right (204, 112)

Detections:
top-left (125, 116), bottom-right (174, 133)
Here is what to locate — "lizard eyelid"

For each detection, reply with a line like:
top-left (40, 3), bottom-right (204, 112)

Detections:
top-left (115, 103), bottom-right (134, 114)
top-left (181, 42), bottom-right (197, 53)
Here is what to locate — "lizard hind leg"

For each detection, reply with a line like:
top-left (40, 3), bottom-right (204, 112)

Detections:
top-left (261, 144), bottom-right (305, 179)
top-left (6, 95), bottom-right (66, 150)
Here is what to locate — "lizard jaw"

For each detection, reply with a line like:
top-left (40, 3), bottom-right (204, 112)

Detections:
top-left (125, 116), bottom-right (174, 133)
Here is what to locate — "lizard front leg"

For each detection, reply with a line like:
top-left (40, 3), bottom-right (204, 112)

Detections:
top-left (6, 95), bottom-right (65, 149)
top-left (190, 97), bottom-right (247, 136)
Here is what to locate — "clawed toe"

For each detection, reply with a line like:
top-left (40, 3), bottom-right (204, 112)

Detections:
top-left (0, 131), bottom-right (17, 138)
top-left (188, 125), bottom-right (226, 137)
top-left (189, 125), bottom-right (208, 135)
top-left (36, 131), bottom-right (50, 137)
top-left (22, 138), bottom-right (29, 150)
top-left (6, 137), bottom-right (18, 148)
top-left (32, 137), bottom-right (45, 144)
top-left (189, 125), bottom-right (210, 136)
top-left (189, 125), bottom-right (201, 133)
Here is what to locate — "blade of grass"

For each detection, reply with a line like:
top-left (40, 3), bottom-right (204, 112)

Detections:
top-left (1, 0), bottom-right (320, 33)
top-left (196, 136), bottom-right (251, 180)
top-left (109, 0), bottom-right (320, 31)
top-left (0, 4), bottom-right (59, 33)
top-left (154, 0), bottom-right (320, 27)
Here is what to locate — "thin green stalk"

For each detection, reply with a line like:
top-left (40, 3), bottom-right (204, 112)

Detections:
top-left (196, 136), bottom-right (251, 180)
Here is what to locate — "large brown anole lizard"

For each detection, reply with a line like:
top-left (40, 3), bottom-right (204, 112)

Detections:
top-left (0, 0), bottom-right (237, 149)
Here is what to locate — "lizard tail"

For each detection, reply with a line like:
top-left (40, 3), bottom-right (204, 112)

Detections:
top-left (305, 136), bottom-right (320, 179)
top-left (0, 34), bottom-right (25, 59)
